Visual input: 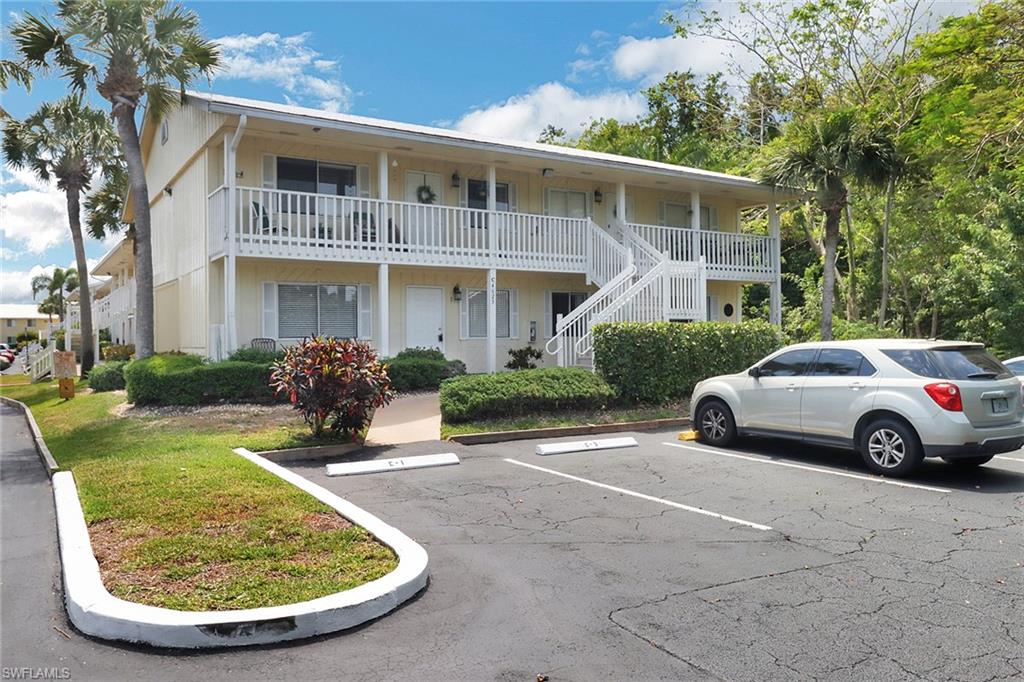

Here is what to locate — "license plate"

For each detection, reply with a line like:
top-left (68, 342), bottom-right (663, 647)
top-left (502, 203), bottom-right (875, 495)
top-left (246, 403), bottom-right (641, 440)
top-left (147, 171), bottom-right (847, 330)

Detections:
top-left (992, 397), bottom-right (1009, 414)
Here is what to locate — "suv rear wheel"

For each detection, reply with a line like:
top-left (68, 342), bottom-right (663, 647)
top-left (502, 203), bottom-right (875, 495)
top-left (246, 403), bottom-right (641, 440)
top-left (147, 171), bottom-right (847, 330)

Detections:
top-left (696, 399), bottom-right (737, 447)
top-left (860, 418), bottom-right (923, 476)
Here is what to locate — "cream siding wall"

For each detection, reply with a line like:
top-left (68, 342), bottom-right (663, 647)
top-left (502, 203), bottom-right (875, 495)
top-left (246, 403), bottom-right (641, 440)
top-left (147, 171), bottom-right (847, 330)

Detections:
top-left (234, 260), bottom-right (594, 373)
top-left (145, 105), bottom-right (226, 197)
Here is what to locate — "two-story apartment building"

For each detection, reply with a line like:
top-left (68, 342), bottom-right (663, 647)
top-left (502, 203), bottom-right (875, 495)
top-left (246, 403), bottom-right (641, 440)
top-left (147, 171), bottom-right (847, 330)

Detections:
top-left (0, 304), bottom-right (50, 346)
top-left (130, 91), bottom-right (794, 372)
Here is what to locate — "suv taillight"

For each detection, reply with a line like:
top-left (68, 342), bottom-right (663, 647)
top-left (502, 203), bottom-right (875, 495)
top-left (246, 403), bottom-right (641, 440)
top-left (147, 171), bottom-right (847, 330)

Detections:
top-left (925, 382), bottom-right (963, 411)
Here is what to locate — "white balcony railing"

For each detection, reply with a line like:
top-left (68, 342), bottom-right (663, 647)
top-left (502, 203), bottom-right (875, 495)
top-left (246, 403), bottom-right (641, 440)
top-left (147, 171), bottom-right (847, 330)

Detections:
top-left (626, 223), bottom-right (775, 281)
top-left (92, 279), bottom-right (135, 333)
top-left (210, 186), bottom-right (606, 275)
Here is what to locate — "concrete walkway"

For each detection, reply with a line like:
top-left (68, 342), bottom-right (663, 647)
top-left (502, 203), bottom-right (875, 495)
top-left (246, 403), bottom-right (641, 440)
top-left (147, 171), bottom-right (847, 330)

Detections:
top-left (365, 392), bottom-right (441, 446)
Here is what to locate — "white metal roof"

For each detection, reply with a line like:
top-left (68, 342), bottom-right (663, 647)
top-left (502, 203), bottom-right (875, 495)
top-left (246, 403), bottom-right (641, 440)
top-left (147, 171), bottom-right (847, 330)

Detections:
top-left (185, 90), bottom-right (799, 203)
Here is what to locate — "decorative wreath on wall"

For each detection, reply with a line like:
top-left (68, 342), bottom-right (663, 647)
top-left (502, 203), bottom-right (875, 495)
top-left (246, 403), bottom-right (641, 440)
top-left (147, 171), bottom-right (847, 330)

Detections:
top-left (416, 184), bottom-right (437, 205)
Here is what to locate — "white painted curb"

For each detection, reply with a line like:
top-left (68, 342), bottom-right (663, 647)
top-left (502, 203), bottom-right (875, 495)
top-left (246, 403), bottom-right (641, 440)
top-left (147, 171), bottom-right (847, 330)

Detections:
top-left (53, 447), bottom-right (428, 648)
top-left (327, 453), bottom-right (460, 477)
top-left (535, 436), bottom-right (639, 456)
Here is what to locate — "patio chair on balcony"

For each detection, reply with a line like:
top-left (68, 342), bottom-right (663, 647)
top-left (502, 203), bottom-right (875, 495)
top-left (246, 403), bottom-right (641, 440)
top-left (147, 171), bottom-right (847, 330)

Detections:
top-left (250, 201), bottom-right (286, 236)
top-left (250, 338), bottom-right (276, 353)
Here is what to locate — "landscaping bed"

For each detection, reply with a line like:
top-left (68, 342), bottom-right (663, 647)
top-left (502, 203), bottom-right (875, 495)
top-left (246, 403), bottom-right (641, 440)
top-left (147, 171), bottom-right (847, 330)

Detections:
top-left (441, 401), bottom-right (686, 439)
top-left (1, 381), bottom-right (396, 612)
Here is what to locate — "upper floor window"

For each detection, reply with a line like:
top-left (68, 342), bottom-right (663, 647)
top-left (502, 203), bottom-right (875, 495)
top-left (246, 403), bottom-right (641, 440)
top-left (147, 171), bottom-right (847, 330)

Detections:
top-left (160, 120), bottom-right (169, 145)
top-left (547, 188), bottom-right (589, 218)
top-left (466, 179), bottom-right (510, 211)
top-left (659, 202), bottom-right (719, 229)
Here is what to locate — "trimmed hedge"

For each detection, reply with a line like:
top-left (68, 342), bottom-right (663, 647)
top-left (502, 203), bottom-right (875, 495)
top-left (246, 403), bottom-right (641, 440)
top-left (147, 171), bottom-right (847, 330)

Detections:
top-left (440, 367), bottom-right (615, 423)
top-left (228, 347), bottom-right (285, 363)
top-left (593, 321), bottom-right (783, 404)
top-left (124, 353), bottom-right (276, 406)
top-left (387, 348), bottom-right (466, 392)
top-left (87, 361), bottom-right (127, 392)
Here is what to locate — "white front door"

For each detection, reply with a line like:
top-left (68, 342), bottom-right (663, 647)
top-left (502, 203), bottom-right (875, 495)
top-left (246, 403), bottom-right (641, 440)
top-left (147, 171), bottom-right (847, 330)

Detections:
top-left (405, 286), bottom-right (445, 352)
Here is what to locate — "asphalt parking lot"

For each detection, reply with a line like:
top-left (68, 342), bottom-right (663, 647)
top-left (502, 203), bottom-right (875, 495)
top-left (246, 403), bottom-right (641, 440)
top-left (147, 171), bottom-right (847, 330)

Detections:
top-left (3, 413), bottom-right (1022, 681)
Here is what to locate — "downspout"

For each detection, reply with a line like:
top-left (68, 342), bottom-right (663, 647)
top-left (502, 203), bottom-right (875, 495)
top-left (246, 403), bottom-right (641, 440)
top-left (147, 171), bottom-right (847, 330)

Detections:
top-left (225, 114), bottom-right (247, 356)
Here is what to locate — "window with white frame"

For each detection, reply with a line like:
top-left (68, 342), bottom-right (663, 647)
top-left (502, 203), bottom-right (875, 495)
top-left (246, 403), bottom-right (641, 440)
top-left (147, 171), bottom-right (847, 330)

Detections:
top-left (265, 282), bottom-right (371, 340)
top-left (461, 289), bottom-right (518, 339)
top-left (546, 188), bottom-right (589, 218)
top-left (659, 202), bottom-right (719, 229)
top-left (546, 291), bottom-right (588, 337)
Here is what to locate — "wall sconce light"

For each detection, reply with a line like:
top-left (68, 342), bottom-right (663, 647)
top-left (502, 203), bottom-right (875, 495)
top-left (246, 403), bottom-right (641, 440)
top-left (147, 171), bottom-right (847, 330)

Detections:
top-left (235, 170), bottom-right (244, 178)
top-left (452, 285), bottom-right (463, 302)
top-left (451, 171), bottom-right (461, 188)
top-left (312, 126), bottom-right (322, 133)
top-left (593, 189), bottom-right (603, 203)
top-left (541, 168), bottom-right (554, 178)
top-left (163, 186), bottom-right (173, 197)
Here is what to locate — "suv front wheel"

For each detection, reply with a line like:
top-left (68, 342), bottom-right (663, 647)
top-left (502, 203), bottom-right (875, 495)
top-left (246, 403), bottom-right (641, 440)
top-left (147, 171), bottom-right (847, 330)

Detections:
top-left (696, 399), bottom-right (737, 447)
top-left (859, 418), bottom-right (924, 476)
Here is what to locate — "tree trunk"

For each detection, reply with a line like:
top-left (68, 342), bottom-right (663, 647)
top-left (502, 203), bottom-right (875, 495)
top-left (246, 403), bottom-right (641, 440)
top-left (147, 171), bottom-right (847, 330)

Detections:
top-left (66, 187), bottom-right (95, 377)
top-left (843, 203), bottom-right (858, 320)
top-left (930, 297), bottom-right (939, 338)
top-left (114, 106), bottom-right (155, 358)
top-left (878, 176), bottom-right (896, 328)
top-left (821, 208), bottom-right (841, 341)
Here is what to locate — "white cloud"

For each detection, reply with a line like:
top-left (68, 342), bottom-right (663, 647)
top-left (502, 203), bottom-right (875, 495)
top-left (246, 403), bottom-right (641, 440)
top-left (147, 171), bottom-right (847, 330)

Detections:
top-left (611, 34), bottom-right (746, 84)
top-left (454, 82), bottom-right (646, 142)
top-left (567, 58), bottom-right (603, 83)
top-left (213, 31), bottom-right (353, 112)
top-left (0, 181), bottom-right (68, 253)
top-left (0, 263), bottom-right (57, 304)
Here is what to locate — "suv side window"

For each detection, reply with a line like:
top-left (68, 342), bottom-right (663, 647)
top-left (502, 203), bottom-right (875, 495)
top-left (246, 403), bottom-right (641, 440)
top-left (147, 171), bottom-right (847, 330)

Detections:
top-left (809, 349), bottom-right (876, 377)
top-left (759, 349), bottom-right (817, 377)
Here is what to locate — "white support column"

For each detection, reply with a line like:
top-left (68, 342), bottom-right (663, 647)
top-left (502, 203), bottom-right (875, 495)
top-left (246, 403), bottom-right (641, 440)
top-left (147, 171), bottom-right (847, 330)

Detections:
top-left (616, 182), bottom-right (627, 227)
top-left (377, 151), bottom-right (389, 252)
top-left (377, 263), bottom-right (389, 357)
top-left (487, 165), bottom-right (497, 263)
top-left (768, 198), bottom-right (782, 326)
top-left (486, 267), bottom-right (497, 373)
top-left (378, 151), bottom-right (389, 200)
top-left (224, 115), bottom-right (246, 356)
top-left (691, 190), bottom-right (701, 263)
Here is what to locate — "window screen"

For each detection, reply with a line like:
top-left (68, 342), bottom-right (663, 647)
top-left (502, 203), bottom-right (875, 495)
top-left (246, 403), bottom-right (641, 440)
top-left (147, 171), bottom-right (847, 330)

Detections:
top-left (278, 284), bottom-right (318, 339)
top-left (277, 283), bottom-right (359, 339)
top-left (467, 289), bottom-right (511, 338)
top-left (318, 284), bottom-right (358, 338)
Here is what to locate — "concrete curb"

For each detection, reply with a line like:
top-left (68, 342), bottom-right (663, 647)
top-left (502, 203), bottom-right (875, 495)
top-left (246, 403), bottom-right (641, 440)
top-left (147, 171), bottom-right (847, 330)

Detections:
top-left (256, 441), bottom-right (362, 464)
top-left (448, 417), bottom-right (690, 445)
top-left (1, 396), bottom-right (60, 477)
top-left (52, 447), bottom-right (429, 648)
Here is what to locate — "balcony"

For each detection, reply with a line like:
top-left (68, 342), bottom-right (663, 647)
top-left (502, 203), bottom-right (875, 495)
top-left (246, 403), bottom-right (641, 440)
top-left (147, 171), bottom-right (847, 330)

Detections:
top-left (627, 223), bottom-right (776, 282)
top-left (208, 186), bottom-right (777, 282)
top-left (93, 280), bottom-right (135, 331)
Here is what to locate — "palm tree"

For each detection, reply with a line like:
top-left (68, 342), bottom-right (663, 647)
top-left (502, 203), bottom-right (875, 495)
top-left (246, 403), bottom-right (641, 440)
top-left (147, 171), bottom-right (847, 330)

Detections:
top-left (760, 110), bottom-right (894, 340)
top-left (10, 0), bottom-right (219, 359)
top-left (32, 267), bottom-right (78, 325)
top-left (5, 97), bottom-right (120, 376)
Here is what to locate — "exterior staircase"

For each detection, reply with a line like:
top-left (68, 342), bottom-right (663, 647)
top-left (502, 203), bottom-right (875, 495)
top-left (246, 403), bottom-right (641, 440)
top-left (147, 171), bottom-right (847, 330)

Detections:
top-left (546, 221), bottom-right (707, 368)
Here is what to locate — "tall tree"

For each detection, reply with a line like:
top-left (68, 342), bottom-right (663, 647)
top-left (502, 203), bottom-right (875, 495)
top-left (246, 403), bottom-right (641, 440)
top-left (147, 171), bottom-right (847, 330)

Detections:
top-left (31, 267), bottom-right (78, 325)
top-left (11, 0), bottom-right (219, 359)
top-left (4, 97), bottom-right (119, 375)
top-left (760, 110), bottom-right (894, 339)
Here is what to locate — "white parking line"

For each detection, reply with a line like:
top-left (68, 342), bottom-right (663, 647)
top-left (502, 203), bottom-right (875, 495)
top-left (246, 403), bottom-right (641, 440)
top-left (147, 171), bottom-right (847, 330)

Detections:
top-left (662, 442), bottom-right (952, 493)
top-left (503, 458), bottom-right (773, 532)
top-left (994, 455), bottom-right (1024, 463)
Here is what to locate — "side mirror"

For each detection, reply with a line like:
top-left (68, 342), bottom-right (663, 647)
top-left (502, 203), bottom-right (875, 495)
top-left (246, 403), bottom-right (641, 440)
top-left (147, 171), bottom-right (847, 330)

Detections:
top-left (748, 366), bottom-right (761, 378)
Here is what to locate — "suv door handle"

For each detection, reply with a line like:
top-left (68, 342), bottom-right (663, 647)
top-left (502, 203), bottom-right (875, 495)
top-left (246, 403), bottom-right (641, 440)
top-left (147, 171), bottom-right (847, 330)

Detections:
top-left (849, 381), bottom-right (865, 391)
top-left (786, 383), bottom-right (799, 392)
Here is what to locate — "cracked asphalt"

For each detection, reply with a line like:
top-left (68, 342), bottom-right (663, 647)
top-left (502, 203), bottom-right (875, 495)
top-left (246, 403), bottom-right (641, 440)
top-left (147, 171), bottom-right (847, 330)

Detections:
top-left (2, 407), bottom-right (1022, 681)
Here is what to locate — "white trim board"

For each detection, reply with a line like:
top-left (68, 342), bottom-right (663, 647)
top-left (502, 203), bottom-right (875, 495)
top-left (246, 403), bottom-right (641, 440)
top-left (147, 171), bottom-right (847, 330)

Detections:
top-left (536, 437), bottom-right (638, 456)
top-left (327, 453), bottom-right (460, 477)
top-left (51, 447), bottom-right (429, 648)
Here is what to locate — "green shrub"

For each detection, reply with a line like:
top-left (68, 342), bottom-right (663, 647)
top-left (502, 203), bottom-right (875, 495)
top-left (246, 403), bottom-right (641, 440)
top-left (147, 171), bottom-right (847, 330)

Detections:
top-left (270, 337), bottom-right (394, 437)
top-left (440, 367), bottom-right (615, 423)
top-left (593, 321), bottom-right (783, 404)
top-left (505, 345), bottom-right (543, 370)
top-left (786, 317), bottom-right (901, 343)
top-left (386, 348), bottom-right (466, 392)
top-left (103, 344), bottom-right (135, 361)
top-left (395, 347), bottom-right (446, 362)
top-left (228, 347), bottom-right (285, 364)
top-left (87, 361), bottom-right (127, 392)
top-left (124, 353), bottom-right (276, 406)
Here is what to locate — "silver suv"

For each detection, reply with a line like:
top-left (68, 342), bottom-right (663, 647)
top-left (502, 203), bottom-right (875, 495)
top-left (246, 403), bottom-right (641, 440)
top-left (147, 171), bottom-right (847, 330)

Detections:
top-left (690, 340), bottom-right (1024, 476)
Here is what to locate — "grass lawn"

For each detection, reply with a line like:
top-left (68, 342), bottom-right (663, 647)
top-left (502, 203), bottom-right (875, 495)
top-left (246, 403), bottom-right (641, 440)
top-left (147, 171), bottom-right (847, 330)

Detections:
top-left (440, 401), bottom-right (687, 439)
top-left (1, 381), bottom-right (397, 611)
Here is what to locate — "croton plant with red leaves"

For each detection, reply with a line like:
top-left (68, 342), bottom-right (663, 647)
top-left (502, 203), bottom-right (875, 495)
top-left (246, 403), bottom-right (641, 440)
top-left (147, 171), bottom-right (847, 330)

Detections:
top-left (270, 337), bottom-right (395, 438)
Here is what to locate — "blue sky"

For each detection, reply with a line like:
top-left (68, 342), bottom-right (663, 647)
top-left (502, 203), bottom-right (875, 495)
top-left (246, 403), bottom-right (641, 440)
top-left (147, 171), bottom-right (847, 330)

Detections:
top-left (0, 1), bottom-right (969, 303)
